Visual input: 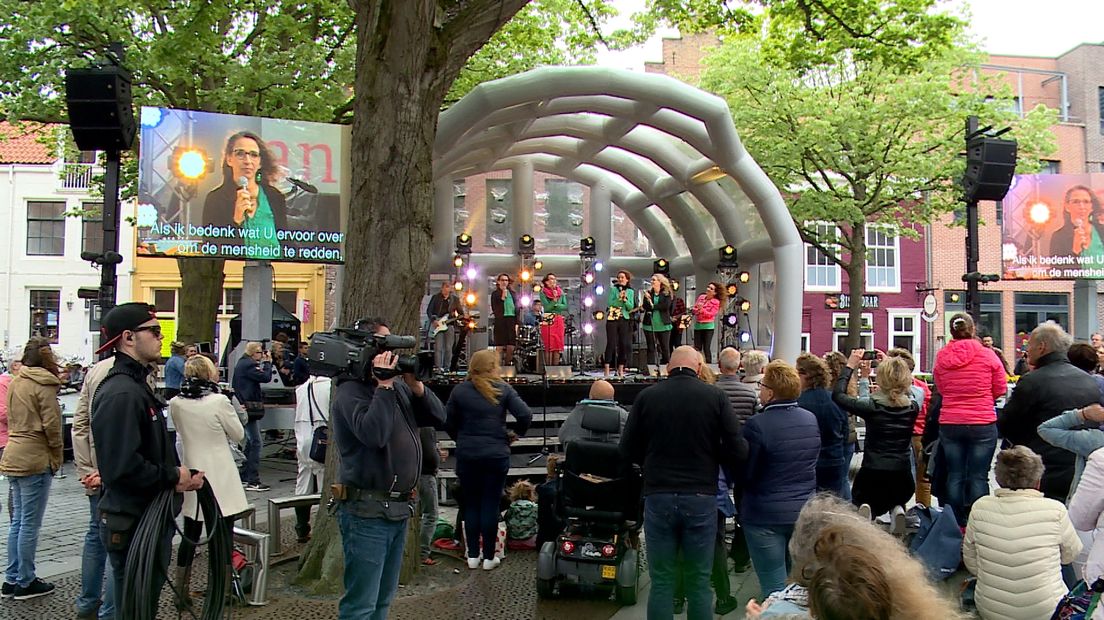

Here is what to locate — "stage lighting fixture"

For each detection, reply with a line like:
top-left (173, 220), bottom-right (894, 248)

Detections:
top-left (453, 255), bottom-right (464, 268)
top-left (580, 236), bottom-right (597, 258)
top-left (584, 272), bottom-right (595, 284)
top-left (594, 261), bottom-right (604, 272)
top-left (671, 280), bottom-right (680, 291)
top-left (653, 258), bottom-right (670, 276)
top-left (520, 294), bottom-right (532, 306)
top-left (520, 269), bottom-right (531, 282)
top-left (466, 267), bottom-right (477, 279)
top-left (173, 147), bottom-right (208, 180)
top-left (737, 271), bottom-right (751, 284)
top-left (533, 260), bottom-right (544, 271)
top-left (456, 233), bottom-right (473, 255)
top-left (583, 323), bottom-right (594, 335)
top-left (593, 310), bottom-right (605, 321)
top-left (467, 320), bottom-right (477, 329)
top-left (454, 281), bottom-right (464, 291)
top-left (739, 330), bottom-right (752, 343)
top-left (725, 282), bottom-right (738, 297)
top-left (1028, 202), bottom-right (1051, 225)
top-left (583, 296), bottom-right (594, 308)
top-left (532, 284), bottom-right (541, 293)
top-left (738, 298), bottom-right (752, 312)
top-left (518, 233), bottom-right (535, 255)
top-left (595, 284), bottom-right (605, 295)
top-left (724, 313), bottom-right (739, 328)
top-left (465, 292), bottom-right (476, 305)
top-left (718, 244), bottom-right (738, 268)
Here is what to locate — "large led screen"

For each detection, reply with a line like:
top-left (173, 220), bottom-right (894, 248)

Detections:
top-left (1001, 173), bottom-right (1104, 280)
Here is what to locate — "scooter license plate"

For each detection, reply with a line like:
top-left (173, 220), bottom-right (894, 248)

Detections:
top-left (601, 565), bottom-right (616, 580)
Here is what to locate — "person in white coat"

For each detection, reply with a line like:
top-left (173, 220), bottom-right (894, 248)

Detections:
top-left (169, 355), bottom-right (248, 609)
top-left (963, 446), bottom-right (1082, 620)
top-left (1069, 446), bottom-right (1104, 620)
top-left (293, 373), bottom-right (330, 543)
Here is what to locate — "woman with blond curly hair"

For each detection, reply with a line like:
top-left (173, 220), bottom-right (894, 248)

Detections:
top-left (445, 349), bottom-right (532, 571)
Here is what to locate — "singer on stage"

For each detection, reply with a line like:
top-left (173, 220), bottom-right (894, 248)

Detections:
top-left (539, 274), bottom-right (567, 367)
top-left (202, 130), bottom-right (287, 259)
top-left (641, 273), bottom-right (673, 374)
top-left (604, 270), bottom-right (635, 378)
top-left (1048, 185), bottom-right (1104, 259)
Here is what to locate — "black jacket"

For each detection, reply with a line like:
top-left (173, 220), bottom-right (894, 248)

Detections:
top-left (490, 288), bottom-right (518, 319)
top-left (620, 368), bottom-right (748, 496)
top-left (641, 290), bottom-right (672, 326)
top-left (420, 427), bottom-right (439, 476)
top-left (91, 353), bottom-right (180, 518)
top-left (445, 381), bottom-right (532, 461)
top-left (997, 351), bottom-right (1100, 500)
top-left (832, 367), bottom-right (918, 471)
top-left (202, 181), bottom-right (288, 231)
top-left (426, 293), bottom-right (461, 323)
top-left (232, 355), bottom-right (271, 403)
top-left (332, 378), bottom-right (445, 495)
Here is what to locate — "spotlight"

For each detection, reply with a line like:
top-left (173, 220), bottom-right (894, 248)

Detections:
top-left (456, 233), bottom-right (472, 255)
top-left (533, 260), bottom-right (543, 271)
top-left (653, 258), bottom-right (670, 276)
top-left (466, 267), bottom-right (477, 280)
top-left (671, 280), bottom-right (680, 291)
top-left (583, 323), bottom-right (594, 335)
top-left (1028, 202), bottom-right (1051, 225)
top-left (718, 244), bottom-right (738, 268)
top-left (465, 292), bottom-right (476, 305)
top-left (174, 148), bottom-right (208, 180)
top-left (453, 255), bottom-right (464, 268)
top-left (594, 261), bottom-right (604, 272)
top-left (454, 281), bottom-right (464, 291)
top-left (580, 236), bottom-right (597, 258)
top-left (724, 313), bottom-right (740, 328)
top-left (738, 298), bottom-right (752, 312)
top-left (595, 284), bottom-right (605, 295)
top-left (583, 296), bottom-right (594, 308)
top-left (467, 320), bottom-right (477, 329)
top-left (520, 269), bottom-right (531, 282)
top-left (520, 294), bottom-right (532, 306)
top-left (584, 272), bottom-right (595, 284)
top-left (532, 284), bottom-right (541, 293)
top-left (593, 310), bottom-right (605, 321)
top-left (726, 282), bottom-right (738, 297)
top-left (739, 330), bottom-right (751, 343)
top-left (738, 271), bottom-right (751, 284)
top-left (518, 233), bottom-right (535, 255)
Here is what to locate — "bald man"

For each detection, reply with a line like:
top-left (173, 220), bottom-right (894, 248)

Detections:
top-left (621, 345), bottom-right (747, 618)
top-left (558, 380), bottom-right (628, 447)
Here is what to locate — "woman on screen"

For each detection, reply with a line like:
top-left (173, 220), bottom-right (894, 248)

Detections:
top-left (202, 130), bottom-right (287, 260)
top-left (1048, 185), bottom-right (1104, 260)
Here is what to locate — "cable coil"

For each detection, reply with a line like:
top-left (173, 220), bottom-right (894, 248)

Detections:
top-left (119, 479), bottom-right (231, 620)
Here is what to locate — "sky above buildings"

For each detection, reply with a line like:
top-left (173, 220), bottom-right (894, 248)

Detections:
top-left (596, 0), bottom-right (1104, 69)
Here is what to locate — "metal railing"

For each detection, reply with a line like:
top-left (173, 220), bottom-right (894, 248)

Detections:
top-left (61, 163), bottom-right (94, 190)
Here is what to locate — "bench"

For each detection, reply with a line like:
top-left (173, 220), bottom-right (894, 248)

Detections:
top-left (267, 494), bottom-right (322, 556)
top-left (232, 527), bottom-right (270, 606)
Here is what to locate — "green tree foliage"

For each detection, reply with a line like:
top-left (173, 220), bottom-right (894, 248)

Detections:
top-left (695, 7), bottom-right (1056, 348)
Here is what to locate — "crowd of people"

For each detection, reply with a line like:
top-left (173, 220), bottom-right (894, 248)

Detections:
top-left (11, 290), bottom-right (1104, 620)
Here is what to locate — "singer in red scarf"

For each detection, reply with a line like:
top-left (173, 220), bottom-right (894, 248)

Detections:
top-left (539, 274), bottom-right (568, 366)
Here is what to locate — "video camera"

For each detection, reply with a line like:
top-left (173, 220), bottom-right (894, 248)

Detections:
top-left (307, 328), bottom-right (433, 382)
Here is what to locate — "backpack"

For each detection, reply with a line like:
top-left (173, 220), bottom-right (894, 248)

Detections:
top-left (908, 504), bottom-right (962, 581)
top-left (1051, 578), bottom-right (1104, 620)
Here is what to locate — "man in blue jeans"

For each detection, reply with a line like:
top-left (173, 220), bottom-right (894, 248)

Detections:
top-left (329, 318), bottom-right (445, 619)
top-left (233, 342), bottom-right (273, 492)
top-left (621, 346), bottom-right (747, 619)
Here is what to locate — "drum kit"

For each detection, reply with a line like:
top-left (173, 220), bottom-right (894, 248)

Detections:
top-left (515, 324), bottom-right (543, 373)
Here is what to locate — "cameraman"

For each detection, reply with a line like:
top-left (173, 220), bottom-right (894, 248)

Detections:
top-left (330, 318), bottom-right (445, 619)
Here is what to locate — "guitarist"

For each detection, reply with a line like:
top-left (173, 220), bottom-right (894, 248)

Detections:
top-left (603, 270), bottom-right (636, 378)
top-left (426, 281), bottom-right (461, 373)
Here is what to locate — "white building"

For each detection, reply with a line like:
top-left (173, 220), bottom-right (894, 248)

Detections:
top-left (0, 122), bottom-right (134, 365)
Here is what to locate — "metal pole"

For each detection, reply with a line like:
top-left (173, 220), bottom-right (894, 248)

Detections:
top-left (98, 149), bottom-right (121, 315)
top-left (964, 116), bottom-right (981, 324)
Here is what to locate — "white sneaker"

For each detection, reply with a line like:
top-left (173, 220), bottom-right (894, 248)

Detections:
top-left (467, 557), bottom-right (481, 570)
top-left (857, 503), bottom-right (872, 520)
top-left (890, 506), bottom-right (907, 536)
top-left (482, 557), bottom-right (501, 571)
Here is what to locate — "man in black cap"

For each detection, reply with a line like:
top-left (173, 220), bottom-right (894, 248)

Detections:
top-left (91, 302), bottom-right (205, 614)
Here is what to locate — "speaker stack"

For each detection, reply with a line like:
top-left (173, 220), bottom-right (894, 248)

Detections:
top-left (65, 65), bottom-right (136, 152)
top-left (962, 135), bottom-right (1018, 202)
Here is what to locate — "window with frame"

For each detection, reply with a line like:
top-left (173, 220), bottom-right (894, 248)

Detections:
top-left (832, 312), bottom-right (874, 351)
top-left (153, 289), bottom-right (177, 314)
top-left (800, 333), bottom-right (811, 353)
top-left (945, 290), bottom-right (1003, 347)
top-left (1099, 87), bottom-right (1104, 134)
top-left (81, 202), bottom-right (104, 255)
top-left (29, 290), bottom-right (61, 343)
top-left (275, 290), bottom-right (298, 314)
top-left (221, 288), bottom-right (242, 315)
top-left (1040, 160), bottom-right (1060, 175)
top-left (888, 311), bottom-right (921, 360)
top-left (804, 222), bottom-right (840, 291)
top-left (865, 226), bottom-right (899, 292)
top-left (26, 201), bottom-right (66, 256)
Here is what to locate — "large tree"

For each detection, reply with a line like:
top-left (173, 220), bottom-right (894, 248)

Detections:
top-left (694, 6), bottom-right (1056, 349)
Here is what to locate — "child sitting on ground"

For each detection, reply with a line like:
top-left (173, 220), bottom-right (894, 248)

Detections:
top-left (506, 480), bottom-right (539, 550)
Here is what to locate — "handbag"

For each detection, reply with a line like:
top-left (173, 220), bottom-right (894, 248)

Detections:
top-left (1051, 578), bottom-right (1104, 620)
top-left (307, 381), bottom-right (328, 464)
top-left (908, 504), bottom-right (962, 581)
top-left (244, 400), bottom-right (266, 422)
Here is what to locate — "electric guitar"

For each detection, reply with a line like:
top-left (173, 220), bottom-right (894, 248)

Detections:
top-left (431, 313), bottom-right (477, 336)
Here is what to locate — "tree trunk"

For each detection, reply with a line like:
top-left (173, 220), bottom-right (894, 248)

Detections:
top-left (844, 223), bottom-right (866, 352)
top-left (175, 258), bottom-right (226, 345)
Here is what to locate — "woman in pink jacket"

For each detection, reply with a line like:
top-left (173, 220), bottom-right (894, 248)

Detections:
top-left (691, 281), bottom-right (726, 363)
top-left (933, 313), bottom-right (1007, 527)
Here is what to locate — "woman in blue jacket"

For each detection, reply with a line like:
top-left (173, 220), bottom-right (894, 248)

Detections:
top-left (445, 349), bottom-right (532, 571)
top-left (741, 360), bottom-right (821, 598)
